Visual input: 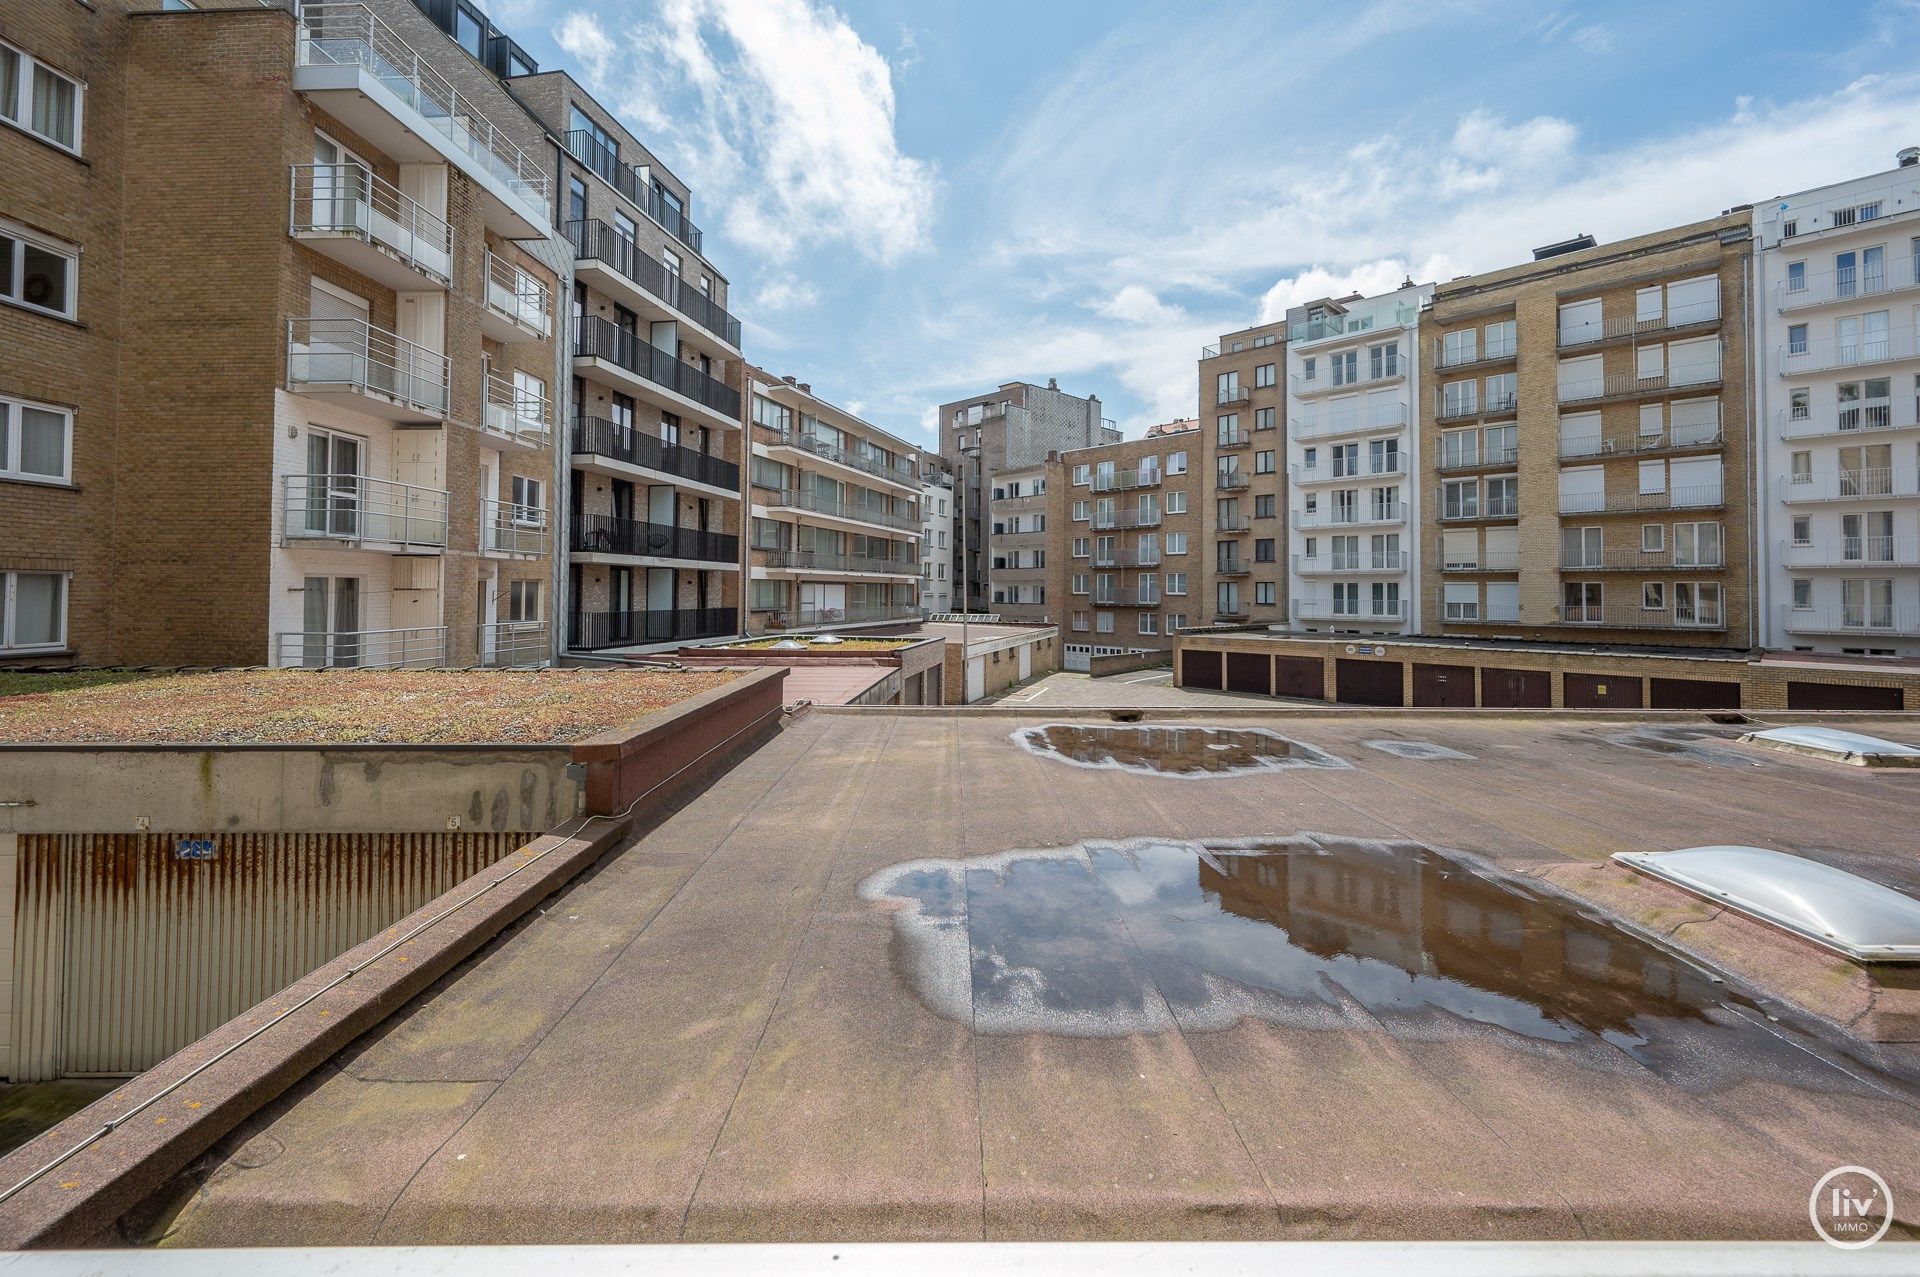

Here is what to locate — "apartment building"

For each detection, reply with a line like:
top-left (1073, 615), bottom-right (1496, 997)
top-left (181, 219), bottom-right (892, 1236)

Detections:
top-left (1753, 151), bottom-right (1920, 656)
top-left (1197, 322), bottom-right (1289, 626)
top-left (938, 378), bottom-right (1116, 614)
top-left (1419, 213), bottom-right (1755, 647)
top-left (919, 457), bottom-right (956, 615)
top-left (1046, 424), bottom-right (1204, 669)
top-left (1283, 282), bottom-right (1433, 634)
top-left (745, 370), bottom-right (922, 633)
top-left (2, 0), bottom-right (566, 670)
top-left (988, 465), bottom-right (1051, 622)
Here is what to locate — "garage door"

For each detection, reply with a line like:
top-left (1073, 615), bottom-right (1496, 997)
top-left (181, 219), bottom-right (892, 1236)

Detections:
top-left (1225, 652), bottom-right (1270, 695)
top-left (1648, 677), bottom-right (1742, 709)
top-left (1480, 666), bottom-right (1550, 708)
top-left (1064, 644), bottom-right (1091, 672)
top-left (1273, 655), bottom-right (1324, 701)
top-left (967, 656), bottom-right (985, 702)
top-left (1411, 663), bottom-right (1475, 708)
top-left (1787, 681), bottom-right (1905, 711)
top-left (1335, 659), bottom-right (1404, 707)
top-left (1563, 672), bottom-right (1643, 709)
top-left (1180, 649), bottom-right (1224, 690)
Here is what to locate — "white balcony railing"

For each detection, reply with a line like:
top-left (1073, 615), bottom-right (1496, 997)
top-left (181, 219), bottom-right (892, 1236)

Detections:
top-left (1782, 603), bottom-right (1920, 637)
top-left (1781, 537), bottom-right (1920, 569)
top-left (1291, 458), bottom-right (1404, 485)
top-left (1559, 605), bottom-right (1727, 631)
top-left (477, 620), bottom-right (550, 667)
top-left (1778, 253), bottom-right (1920, 312)
top-left (483, 371), bottom-right (552, 444)
top-left (1436, 391), bottom-right (1518, 422)
top-left (481, 499), bottom-right (549, 558)
top-left (1293, 551), bottom-right (1409, 575)
top-left (1435, 443), bottom-right (1520, 472)
top-left (1294, 504), bottom-right (1405, 530)
top-left (1779, 467), bottom-right (1920, 503)
top-left (289, 163), bottom-right (452, 285)
top-left (1558, 419), bottom-right (1723, 459)
top-left (288, 317), bottom-right (451, 418)
top-left (1433, 336), bottom-right (1518, 369)
top-left (1557, 484), bottom-right (1724, 516)
top-left (1779, 396), bottom-right (1920, 440)
top-left (1290, 401), bottom-right (1409, 441)
top-left (282, 473), bottom-right (449, 549)
top-left (1559, 548), bottom-right (1726, 571)
top-left (1779, 325), bottom-right (1920, 377)
top-left (1557, 358), bottom-right (1721, 405)
top-left (485, 251), bottom-right (551, 337)
top-left (1293, 599), bottom-right (1408, 622)
top-left (1441, 550), bottom-right (1521, 572)
top-left (1556, 297), bottom-right (1721, 349)
top-left (1291, 363), bottom-right (1404, 396)
top-left (274, 625), bottom-right (447, 669)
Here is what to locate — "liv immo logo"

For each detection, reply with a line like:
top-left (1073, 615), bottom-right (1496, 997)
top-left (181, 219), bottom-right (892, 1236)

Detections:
top-left (1811, 1166), bottom-right (1893, 1249)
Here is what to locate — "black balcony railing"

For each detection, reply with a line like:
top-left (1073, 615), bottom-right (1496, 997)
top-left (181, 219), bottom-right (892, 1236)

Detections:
top-left (574, 314), bottom-right (742, 420)
top-left (763, 548), bottom-right (915, 574)
top-left (568, 219), bottom-right (740, 347)
top-left (570, 607), bottom-right (735, 649)
top-left (569, 513), bottom-right (739, 564)
top-left (572, 416), bottom-right (740, 491)
top-left (565, 130), bottom-right (704, 253)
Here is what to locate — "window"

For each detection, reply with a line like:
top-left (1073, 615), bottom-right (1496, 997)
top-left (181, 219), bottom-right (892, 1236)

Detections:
top-left (1443, 478), bottom-right (1479, 519)
top-left (1486, 475), bottom-right (1517, 517)
top-left (1166, 572), bottom-right (1187, 595)
top-left (570, 105), bottom-right (619, 167)
top-left (1444, 583), bottom-right (1479, 621)
top-left (1485, 321), bottom-right (1516, 359)
top-left (1781, 218), bottom-right (1798, 239)
top-left (1792, 579), bottom-right (1813, 609)
top-left (1642, 524), bottom-right (1666, 553)
top-left (1072, 464), bottom-right (1091, 485)
top-left (1368, 342), bottom-right (1399, 380)
top-left (1217, 413), bottom-right (1240, 442)
top-left (1071, 574), bottom-right (1089, 594)
top-left (1254, 450), bottom-right (1276, 474)
top-left (1785, 261), bottom-right (1807, 295)
top-left (1166, 490), bottom-right (1187, 514)
top-left (1255, 363), bottom-right (1276, 388)
top-left (0, 41), bottom-right (83, 153)
top-left (1254, 407), bottom-right (1275, 431)
top-left (1563, 581), bottom-right (1603, 623)
top-left (0, 394), bottom-right (71, 483)
top-left (1675, 581), bottom-right (1723, 627)
top-left (751, 394), bottom-right (790, 432)
top-left (1791, 516), bottom-right (1811, 545)
top-left (1255, 581), bottom-right (1277, 606)
top-left (1441, 429), bottom-right (1478, 469)
top-left (1301, 356), bottom-right (1317, 383)
top-left (510, 475), bottom-right (544, 521)
top-left (1216, 371), bottom-right (1241, 403)
top-left (1442, 329), bottom-right (1477, 366)
top-left (1331, 351), bottom-right (1358, 386)
top-left (1166, 532), bottom-right (1187, 555)
top-left (1788, 387), bottom-right (1810, 421)
top-left (1254, 538), bottom-right (1276, 563)
top-left (1642, 582), bottom-right (1665, 611)
top-left (1484, 372), bottom-right (1517, 414)
top-left (1096, 612), bottom-right (1115, 634)
top-left (567, 176), bottom-right (588, 224)
top-left (455, 5), bottom-right (486, 56)
top-left (1071, 537), bottom-right (1090, 558)
top-left (1167, 450), bottom-right (1188, 475)
top-left (1442, 380), bottom-right (1478, 417)
top-left (1675, 521), bottom-right (1721, 567)
top-left (1788, 323), bottom-right (1808, 355)
top-left (1254, 494), bottom-right (1276, 518)
top-left (1, 570), bottom-right (66, 652)
top-left (509, 579), bottom-right (541, 621)
top-left (0, 220), bottom-right (77, 319)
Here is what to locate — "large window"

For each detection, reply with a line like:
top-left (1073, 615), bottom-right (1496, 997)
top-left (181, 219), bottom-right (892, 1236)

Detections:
top-left (0, 394), bottom-right (71, 483)
top-left (1, 40), bottom-right (83, 153)
top-left (0, 220), bottom-right (76, 319)
top-left (2, 570), bottom-right (67, 652)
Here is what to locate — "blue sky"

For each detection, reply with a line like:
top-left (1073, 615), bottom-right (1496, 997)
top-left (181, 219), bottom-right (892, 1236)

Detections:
top-left (485, 0), bottom-right (1920, 445)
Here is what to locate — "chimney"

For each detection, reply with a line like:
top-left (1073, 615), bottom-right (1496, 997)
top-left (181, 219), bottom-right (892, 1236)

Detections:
top-left (1047, 377), bottom-right (1058, 390)
top-left (798, 383), bottom-right (811, 394)
top-left (781, 375), bottom-right (797, 385)
top-left (1900, 147), bottom-right (1920, 168)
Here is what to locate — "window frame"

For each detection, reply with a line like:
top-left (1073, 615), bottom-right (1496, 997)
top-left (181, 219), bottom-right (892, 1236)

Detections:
top-left (1, 569), bottom-right (70, 653)
top-left (0, 40), bottom-right (84, 155)
top-left (0, 393), bottom-right (74, 485)
top-left (0, 219), bottom-right (79, 320)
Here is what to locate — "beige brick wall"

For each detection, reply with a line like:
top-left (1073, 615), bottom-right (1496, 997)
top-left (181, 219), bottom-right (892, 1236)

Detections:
top-left (1198, 322), bottom-right (1288, 626)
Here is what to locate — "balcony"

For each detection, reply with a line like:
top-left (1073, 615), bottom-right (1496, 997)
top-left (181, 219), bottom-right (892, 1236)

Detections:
top-left (564, 132), bottom-right (704, 255)
top-left (1291, 363), bottom-right (1404, 398)
top-left (568, 219), bottom-right (741, 350)
top-left (1556, 298), bottom-right (1721, 350)
top-left (288, 162), bottom-right (451, 289)
top-left (763, 427), bottom-right (918, 490)
top-left (1295, 503), bottom-right (1405, 531)
top-left (574, 315), bottom-right (742, 424)
top-left (1778, 253), bottom-right (1920, 312)
top-left (480, 499), bottom-right (548, 559)
top-left (1291, 401), bottom-right (1409, 441)
top-left (1435, 391), bottom-right (1518, 423)
top-left (287, 317), bottom-right (450, 422)
top-left (1216, 386), bottom-right (1252, 408)
top-left (1216, 516), bottom-right (1252, 533)
top-left (1433, 337), bottom-right (1517, 371)
top-left (1557, 359), bottom-right (1722, 407)
top-left (1292, 458), bottom-right (1403, 486)
top-left (476, 620), bottom-right (550, 667)
top-left (1215, 471), bottom-right (1251, 491)
top-left (1090, 508), bottom-right (1163, 530)
top-left (1558, 605), bottom-right (1727, 632)
top-left (1559, 422), bottom-right (1722, 460)
top-left (572, 607), bottom-right (737, 650)
top-left (1214, 559), bottom-right (1251, 578)
top-left (1557, 485), bottom-right (1723, 516)
top-left (281, 473), bottom-right (448, 551)
top-left (761, 548), bottom-right (917, 577)
top-left (1294, 551), bottom-right (1409, 575)
top-left (1779, 467), bottom-right (1920, 503)
top-left (572, 416), bottom-right (740, 493)
top-left (1782, 537), bottom-right (1920, 569)
top-left (569, 514), bottom-right (739, 565)
top-left (1559, 548), bottom-right (1725, 572)
top-left (1438, 495), bottom-right (1519, 522)
top-left (1780, 326), bottom-right (1920, 377)
top-left (274, 625), bottom-right (446, 669)
top-left (1293, 600), bottom-right (1408, 623)
top-left (756, 484), bottom-right (918, 533)
top-left (1213, 607), bottom-right (1251, 622)
top-left (294, 3), bottom-right (550, 237)
top-left (483, 371), bottom-right (551, 448)
top-left (759, 603), bottom-right (922, 631)
top-left (1288, 303), bottom-right (1418, 349)
top-left (482, 252), bottom-right (551, 343)
top-left (1782, 604), bottom-right (1920, 638)
top-left (1214, 431), bottom-right (1251, 451)
top-left (1441, 550), bottom-right (1521, 572)
top-left (1092, 467), bottom-right (1164, 491)
top-left (1095, 587), bottom-right (1162, 607)
top-left (1091, 548), bottom-right (1161, 568)
top-left (1779, 396), bottom-right (1920, 441)
top-left (1435, 443), bottom-right (1520, 473)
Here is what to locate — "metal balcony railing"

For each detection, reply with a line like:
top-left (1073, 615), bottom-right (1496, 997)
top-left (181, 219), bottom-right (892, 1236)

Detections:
top-left (1555, 297), bottom-right (1721, 349)
top-left (1292, 458), bottom-right (1403, 484)
top-left (1438, 495), bottom-right (1518, 521)
top-left (1559, 547), bottom-right (1725, 571)
top-left (480, 499), bottom-right (549, 558)
top-left (571, 607), bottom-right (736, 649)
top-left (572, 417), bottom-right (740, 491)
top-left (1779, 396), bottom-right (1920, 440)
top-left (762, 548), bottom-right (916, 575)
top-left (476, 620), bottom-right (550, 667)
top-left (1557, 359), bottom-right (1722, 406)
top-left (1557, 485), bottom-right (1722, 516)
top-left (1293, 600), bottom-right (1407, 622)
top-left (275, 625), bottom-right (446, 669)
top-left (1090, 508), bottom-right (1163, 530)
top-left (1295, 551), bottom-right (1410, 574)
top-left (567, 219), bottom-right (740, 347)
top-left (1091, 468), bottom-right (1163, 491)
top-left (296, 3), bottom-right (551, 219)
top-left (758, 603), bottom-right (921, 629)
top-left (1556, 605), bottom-right (1728, 631)
top-left (574, 315), bottom-right (741, 419)
top-left (1436, 391), bottom-right (1518, 422)
top-left (1094, 587), bottom-right (1162, 607)
top-left (1090, 547), bottom-right (1162, 568)
top-left (1216, 516), bottom-right (1252, 533)
top-left (485, 251), bottom-right (551, 337)
top-left (289, 162), bottom-right (452, 285)
top-left (1780, 326), bottom-right (1920, 376)
top-left (282, 473), bottom-right (448, 549)
top-left (755, 485), bottom-right (918, 532)
top-left (1291, 363), bottom-right (1402, 395)
top-left (483, 371), bottom-right (551, 444)
top-left (569, 514), bottom-right (739, 564)
top-left (1558, 422), bottom-right (1723, 459)
top-left (763, 425), bottom-right (916, 486)
top-left (564, 132), bottom-right (704, 253)
top-left (1213, 559), bottom-right (1251, 577)
top-left (1288, 303), bottom-right (1418, 346)
top-left (1782, 603), bottom-right (1920, 637)
top-left (1215, 471), bottom-right (1251, 491)
top-left (1441, 550), bottom-right (1521, 572)
top-left (1291, 401), bottom-right (1409, 440)
top-left (1779, 467), bottom-right (1920, 502)
top-left (1781, 536), bottom-right (1920, 569)
top-left (1214, 431), bottom-right (1251, 450)
top-left (1778, 253), bottom-right (1920, 311)
top-left (287, 317), bottom-right (451, 417)
top-left (1433, 336), bottom-right (1518, 369)
top-left (1435, 443), bottom-right (1520, 472)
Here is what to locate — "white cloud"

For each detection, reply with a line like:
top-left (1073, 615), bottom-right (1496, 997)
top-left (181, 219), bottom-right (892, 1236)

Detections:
top-left (1095, 285), bottom-right (1182, 326)
top-left (748, 273), bottom-right (820, 312)
top-left (553, 12), bottom-right (616, 88)
top-left (1257, 260), bottom-right (1434, 324)
top-left (1570, 23), bottom-right (1616, 54)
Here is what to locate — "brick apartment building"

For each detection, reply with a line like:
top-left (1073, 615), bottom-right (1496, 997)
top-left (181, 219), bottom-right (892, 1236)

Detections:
top-left (1197, 323), bottom-right (1290, 627)
top-left (918, 455), bottom-right (956, 615)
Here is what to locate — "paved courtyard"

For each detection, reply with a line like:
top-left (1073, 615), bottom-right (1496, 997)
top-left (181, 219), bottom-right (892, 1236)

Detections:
top-left (139, 711), bottom-right (1920, 1246)
top-left (985, 668), bottom-right (1296, 708)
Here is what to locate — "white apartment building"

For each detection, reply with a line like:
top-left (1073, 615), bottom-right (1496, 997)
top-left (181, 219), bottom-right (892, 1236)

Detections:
top-left (920, 464), bottom-right (955, 615)
top-left (1754, 150), bottom-right (1920, 656)
top-left (1283, 281), bottom-right (1433, 633)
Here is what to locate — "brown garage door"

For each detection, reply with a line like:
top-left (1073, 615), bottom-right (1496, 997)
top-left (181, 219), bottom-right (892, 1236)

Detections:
top-left (1225, 652), bottom-right (1271, 695)
top-left (1564, 672), bottom-right (1644, 709)
top-left (1411, 663), bottom-right (1476, 708)
top-left (1787, 681), bottom-right (1905, 711)
top-left (1180, 649), bottom-right (1224, 691)
top-left (1480, 666), bottom-right (1551, 708)
top-left (1273, 655), bottom-right (1324, 701)
top-left (1335, 659), bottom-right (1404, 707)
top-left (1649, 677), bottom-right (1742, 709)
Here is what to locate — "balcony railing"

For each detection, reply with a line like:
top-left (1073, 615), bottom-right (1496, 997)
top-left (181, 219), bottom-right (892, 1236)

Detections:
top-left (1433, 337), bottom-right (1518, 370)
top-left (763, 425), bottom-right (916, 486)
top-left (569, 514), bottom-right (739, 564)
top-left (759, 603), bottom-right (921, 630)
top-left (1778, 253), bottom-right (1920, 312)
top-left (296, 3), bottom-right (550, 221)
top-left (564, 131), bottom-right (704, 253)
top-left (1292, 458), bottom-right (1404, 484)
top-left (289, 162), bottom-right (451, 285)
top-left (1557, 605), bottom-right (1727, 631)
top-left (1216, 386), bottom-right (1252, 407)
top-left (1780, 326), bottom-right (1920, 376)
top-left (476, 620), bottom-right (550, 667)
top-left (1291, 401), bottom-right (1409, 441)
top-left (571, 607), bottom-right (736, 649)
top-left (275, 625), bottom-right (446, 669)
top-left (1438, 496), bottom-right (1519, 521)
top-left (485, 251), bottom-right (551, 338)
top-left (1095, 587), bottom-right (1162, 607)
top-left (1288, 303), bottom-right (1419, 346)
top-left (756, 485), bottom-right (918, 532)
top-left (1296, 505), bottom-right (1409, 530)
top-left (1214, 431), bottom-right (1251, 450)
top-left (1292, 363), bottom-right (1403, 395)
top-left (1091, 548), bottom-right (1162, 568)
top-left (1216, 516), bottom-right (1252, 533)
top-left (481, 499), bottom-right (549, 558)
top-left (574, 315), bottom-right (741, 420)
top-left (287, 317), bottom-right (451, 418)
top-left (1779, 396), bottom-right (1920, 440)
top-left (567, 218), bottom-right (740, 347)
top-left (1782, 603), bottom-right (1920, 637)
top-left (1215, 471), bottom-right (1251, 491)
top-left (1090, 508), bottom-right (1163, 530)
top-left (1556, 298), bottom-right (1721, 349)
top-left (1558, 359), bottom-right (1721, 406)
top-left (1441, 550), bottom-right (1521, 572)
top-left (1779, 467), bottom-right (1920, 503)
top-left (1213, 559), bottom-right (1251, 577)
top-left (1436, 391), bottom-right (1518, 422)
top-left (1782, 537), bottom-right (1920, 569)
top-left (762, 548), bottom-right (916, 575)
top-left (1295, 551), bottom-right (1410, 574)
top-left (1557, 485), bottom-right (1723, 515)
top-left (1559, 548), bottom-right (1725, 572)
top-left (281, 473), bottom-right (448, 549)
top-left (1436, 443), bottom-right (1520, 472)
top-left (483, 371), bottom-right (551, 445)
top-left (572, 417), bottom-right (740, 491)
top-left (1558, 422), bottom-right (1722, 460)
top-left (1293, 600), bottom-right (1407, 622)
top-left (1092, 468), bottom-right (1163, 491)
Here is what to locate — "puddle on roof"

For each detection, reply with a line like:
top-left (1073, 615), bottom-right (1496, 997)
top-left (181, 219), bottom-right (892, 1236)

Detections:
top-left (1596, 725), bottom-right (1772, 768)
top-left (1364, 739), bottom-right (1476, 761)
top-left (859, 835), bottom-right (1915, 1091)
top-left (1012, 724), bottom-right (1348, 777)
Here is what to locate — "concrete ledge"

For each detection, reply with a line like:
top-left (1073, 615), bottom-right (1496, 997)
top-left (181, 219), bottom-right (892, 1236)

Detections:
top-left (572, 667), bottom-right (788, 816)
top-left (1088, 651), bottom-right (1172, 678)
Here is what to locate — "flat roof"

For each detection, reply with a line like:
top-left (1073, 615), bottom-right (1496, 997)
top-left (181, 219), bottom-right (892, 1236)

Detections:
top-left (1187, 628), bottom-right (1754, 662)
top-left (148, 710), bottom-right (1920, 1246)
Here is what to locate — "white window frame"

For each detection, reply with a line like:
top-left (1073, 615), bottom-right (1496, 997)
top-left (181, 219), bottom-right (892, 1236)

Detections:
top-left (0, 40), bottom-right (85, 155)
top-left (0, 218), bottom-right (78, 320)
top-left (1, 569), bottom-right (69, 652)
top-left (508, 578), bottom-right (542, 621)
top-left (0, 393), bottom-right (74, 484)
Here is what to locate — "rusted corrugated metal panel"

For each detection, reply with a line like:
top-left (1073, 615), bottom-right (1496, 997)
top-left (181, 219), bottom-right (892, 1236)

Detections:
top-left (10, 831), bottom-right (530, 1080)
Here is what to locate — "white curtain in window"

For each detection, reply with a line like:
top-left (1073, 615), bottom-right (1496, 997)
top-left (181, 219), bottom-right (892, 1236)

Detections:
top-left (31, 65), bottom-right (75, 146)
top-left (13, 573), bottom-right (64, 646)
top-left (0, 47), bottom-right (19, 122)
